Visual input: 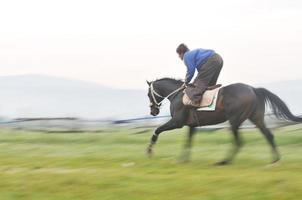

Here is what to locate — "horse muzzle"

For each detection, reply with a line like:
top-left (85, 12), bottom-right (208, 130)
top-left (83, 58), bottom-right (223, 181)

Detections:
top-left (150, 108), bottom-right (160, 116)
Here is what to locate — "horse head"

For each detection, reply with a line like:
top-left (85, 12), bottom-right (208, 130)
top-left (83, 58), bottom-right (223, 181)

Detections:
top-left (146, 78), bottom-right (184, 116)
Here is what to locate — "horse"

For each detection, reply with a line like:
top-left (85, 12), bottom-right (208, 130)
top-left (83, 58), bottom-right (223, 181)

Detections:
top-left (146, 78), bottom-right (302, 165)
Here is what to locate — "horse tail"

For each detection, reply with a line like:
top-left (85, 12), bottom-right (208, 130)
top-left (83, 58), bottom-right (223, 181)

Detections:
top-left (254, 88), bottom-right (302, 122)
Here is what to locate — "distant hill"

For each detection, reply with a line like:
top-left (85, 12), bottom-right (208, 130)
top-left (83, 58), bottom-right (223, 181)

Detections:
top-left (0, 75), bottom-right (151, 119)
top-left (0, 75), bottom-right (301, 119)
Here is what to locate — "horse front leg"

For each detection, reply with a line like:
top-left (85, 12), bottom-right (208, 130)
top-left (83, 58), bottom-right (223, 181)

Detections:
top-left (178, 126), bottom-right (196, 163)
top-left (147, 119), bottom-right (182, 157)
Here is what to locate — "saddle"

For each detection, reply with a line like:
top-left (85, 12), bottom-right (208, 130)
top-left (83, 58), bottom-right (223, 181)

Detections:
top-left (182, 84), bottom-right (222, 111)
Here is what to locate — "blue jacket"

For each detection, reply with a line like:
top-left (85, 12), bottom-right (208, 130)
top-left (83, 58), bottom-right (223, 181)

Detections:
top-left (184, 48), bottom-right (215, 84)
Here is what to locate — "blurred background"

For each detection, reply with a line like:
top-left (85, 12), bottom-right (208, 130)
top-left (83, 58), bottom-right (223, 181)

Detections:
top-left (0, 0), bottom-right (301, 131)
top-left (0, 1), bottom-right (301, 199)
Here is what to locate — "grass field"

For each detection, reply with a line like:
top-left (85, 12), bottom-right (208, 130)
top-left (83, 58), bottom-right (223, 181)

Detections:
top-left (0, 126), bottom-right (301, 200)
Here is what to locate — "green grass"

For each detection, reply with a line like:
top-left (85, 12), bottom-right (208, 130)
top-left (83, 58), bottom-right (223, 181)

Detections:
top-left (0, 126), bottom-right (301, 200)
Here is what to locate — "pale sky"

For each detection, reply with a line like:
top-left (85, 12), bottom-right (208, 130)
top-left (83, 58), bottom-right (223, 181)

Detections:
top-left (0, 0), bottom-right (301, 89)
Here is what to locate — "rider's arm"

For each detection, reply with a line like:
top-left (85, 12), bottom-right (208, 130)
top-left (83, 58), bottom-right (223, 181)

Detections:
top-left (184, 52), bottom-right (195, 84)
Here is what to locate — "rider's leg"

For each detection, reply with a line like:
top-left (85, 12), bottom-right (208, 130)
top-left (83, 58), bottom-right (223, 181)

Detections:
top-left (186, 54), bottom-right (223, 104)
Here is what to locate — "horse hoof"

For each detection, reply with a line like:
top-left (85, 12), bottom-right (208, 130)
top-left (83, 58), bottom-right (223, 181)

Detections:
top-left (272, 159), bottom-right (280, 164)
top-left (272, 156), bottom-right (281, 164)
top-left (269, 159), bottom-right (281, 166)
top-left (146, 147), bottom-right (153, 158)
top-left (264, 161), bottom-right (280, 169)
top-left (214, 160), bottom-right (230, 166)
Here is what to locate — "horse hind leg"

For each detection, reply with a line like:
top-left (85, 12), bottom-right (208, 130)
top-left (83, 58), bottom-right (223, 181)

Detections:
top-left (249, 113), bottom-right (280, 164)
top-left (216, 104), bottom-right (255, 165)
top-left (215, 118), bottom-right (243, 165)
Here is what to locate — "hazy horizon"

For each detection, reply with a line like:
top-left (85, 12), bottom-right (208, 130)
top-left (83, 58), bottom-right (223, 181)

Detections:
top-left (0, 74), bottom-right (301, 119)
top-left (0, 73), bottom-right (301, 90)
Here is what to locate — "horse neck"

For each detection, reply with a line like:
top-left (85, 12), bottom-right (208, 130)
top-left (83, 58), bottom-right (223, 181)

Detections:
top-left (154, 80), bottom-right (182, 97)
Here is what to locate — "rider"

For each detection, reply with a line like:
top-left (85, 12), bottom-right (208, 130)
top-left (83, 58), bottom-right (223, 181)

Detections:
top-left (176, 43), bottom-right (223, 106)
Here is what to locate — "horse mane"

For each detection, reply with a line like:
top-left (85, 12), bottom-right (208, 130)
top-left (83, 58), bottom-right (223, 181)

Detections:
top-left (154, 77), bottom-right (184, 85)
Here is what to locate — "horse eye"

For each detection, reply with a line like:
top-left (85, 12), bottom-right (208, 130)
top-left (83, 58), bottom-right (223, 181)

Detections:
top-left (149, 102), bottom-right (153, 107)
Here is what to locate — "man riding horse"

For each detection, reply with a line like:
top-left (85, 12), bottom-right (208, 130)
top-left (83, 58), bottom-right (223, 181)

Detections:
top-left (146, 44), bottom-right (302, 165)
top-left (176, 43), bottom-right (223, 106)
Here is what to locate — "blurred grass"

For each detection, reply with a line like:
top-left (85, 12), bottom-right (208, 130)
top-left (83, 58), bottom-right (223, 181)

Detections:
top-left (0, 126), bottom-right (301, 200)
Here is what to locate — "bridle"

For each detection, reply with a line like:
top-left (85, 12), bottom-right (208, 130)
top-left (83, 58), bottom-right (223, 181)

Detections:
top-left (149, 82), bottom-right (184, 108)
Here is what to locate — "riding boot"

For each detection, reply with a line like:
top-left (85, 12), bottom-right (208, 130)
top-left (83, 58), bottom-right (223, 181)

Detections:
top-left (184, 83), bottom-right (207, 107)
top-left (192, 86), bottom-right (207, 105)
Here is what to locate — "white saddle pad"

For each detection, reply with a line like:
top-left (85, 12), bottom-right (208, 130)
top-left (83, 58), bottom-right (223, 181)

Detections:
top-left (182, 87), bottom-right (221, 111)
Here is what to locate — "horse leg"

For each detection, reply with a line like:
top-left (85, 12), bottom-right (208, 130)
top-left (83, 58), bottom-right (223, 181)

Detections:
top-left (215, 123), bottom-right (242, 165)
top-left (147, 119), bottom-right (183, 157)
top-left (250, 117), bottom-right (280, 163)
top-left (178, 126), bottom-right (196, 162)
top-left (259, 124), bottom-right (280, 164)
top-left (216, 95), bottom-right (256, 165)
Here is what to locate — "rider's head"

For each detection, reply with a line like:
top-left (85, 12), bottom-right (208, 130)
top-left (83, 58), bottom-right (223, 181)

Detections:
top-left (176, 43), bottom-right (189, 60)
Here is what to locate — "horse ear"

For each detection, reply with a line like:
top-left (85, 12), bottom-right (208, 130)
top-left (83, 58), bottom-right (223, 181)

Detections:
top-left (146, 80), bottom-right (151, 86)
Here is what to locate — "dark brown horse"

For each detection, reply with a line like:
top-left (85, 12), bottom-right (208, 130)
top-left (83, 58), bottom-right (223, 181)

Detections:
top-left (146, 78), bottom-right (302, 165)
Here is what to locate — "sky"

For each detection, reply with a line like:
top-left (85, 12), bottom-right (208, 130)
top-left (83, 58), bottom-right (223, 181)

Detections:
top-left (0, 0), bottom-right (301, 89)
